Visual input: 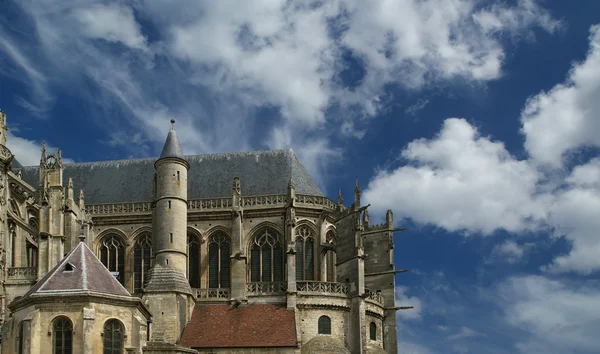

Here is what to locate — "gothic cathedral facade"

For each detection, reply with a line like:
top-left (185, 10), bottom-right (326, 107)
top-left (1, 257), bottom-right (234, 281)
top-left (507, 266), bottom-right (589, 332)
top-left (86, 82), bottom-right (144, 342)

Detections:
top-left (0, 110), bottom-right (404, 354)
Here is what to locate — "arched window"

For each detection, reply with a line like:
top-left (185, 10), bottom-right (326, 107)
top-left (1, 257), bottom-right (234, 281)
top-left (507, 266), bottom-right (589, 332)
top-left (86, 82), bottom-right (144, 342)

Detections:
top-left (52, 316), bottom-right (73, 354)
top-left (325, 231), bottom-right (337, 282)
top-left (99, 235), bottom-right (125, 285)
top-left (9, 222), bottom-right (16, 267)
top-left (17, 321), bottom-right (24, 354)
top-left (295, 226), bottom-right (315, 280)
top-left (187, 233), bottom-right (201, 288)
top-left (208, 232), bottom-right (230, 288)
top-left (369, 322), bottom-right (377, 341)
top-left (133, 233), bottom-right (152, 293)
top-left (250, 228), bottom-right (284, 282)
top-left (318, 316), bottom-right (331, 335)
top-left (103, 319), bottom-right (123, 354)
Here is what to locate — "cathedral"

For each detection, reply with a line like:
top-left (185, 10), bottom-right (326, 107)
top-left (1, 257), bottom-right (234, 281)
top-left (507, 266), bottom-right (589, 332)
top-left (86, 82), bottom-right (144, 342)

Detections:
top-left (0, 110), bottom-right (406, 353)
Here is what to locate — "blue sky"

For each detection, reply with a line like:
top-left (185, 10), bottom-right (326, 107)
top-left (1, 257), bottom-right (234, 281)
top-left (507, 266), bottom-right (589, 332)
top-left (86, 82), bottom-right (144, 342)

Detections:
top-left (1, 0), bottom-right (600, 353)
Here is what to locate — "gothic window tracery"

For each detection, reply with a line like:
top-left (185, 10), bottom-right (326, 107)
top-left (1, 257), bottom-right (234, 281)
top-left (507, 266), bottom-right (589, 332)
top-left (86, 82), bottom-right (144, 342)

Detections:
top-left (99, 234), bottom-right (125, 285)
top-left (52, 316), bottom-right (73, 354)
top-left (295, 226), bottom-right (315, 281)
top-left (325, 231), bottom-right (337, 282)
top-left (208, 232), bottom-right (230, 289)
top-left (133, 233), bottom-right (152, 293)
top-left (103, 319), bottom-right (123, 354)
top-left (187, 233), bottom-right (201, 288)
top-left (250, 228), bottom-right (284, 282)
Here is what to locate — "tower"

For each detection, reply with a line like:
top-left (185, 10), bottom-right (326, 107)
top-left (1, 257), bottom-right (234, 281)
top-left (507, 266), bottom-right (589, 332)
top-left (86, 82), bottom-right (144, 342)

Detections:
top-left (143, 119), bottom-right (194, 346)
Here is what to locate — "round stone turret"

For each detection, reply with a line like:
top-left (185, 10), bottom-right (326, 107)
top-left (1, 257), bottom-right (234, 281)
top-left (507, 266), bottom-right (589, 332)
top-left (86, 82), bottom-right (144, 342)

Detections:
top-left (152, 119), bottom-right (190, 282)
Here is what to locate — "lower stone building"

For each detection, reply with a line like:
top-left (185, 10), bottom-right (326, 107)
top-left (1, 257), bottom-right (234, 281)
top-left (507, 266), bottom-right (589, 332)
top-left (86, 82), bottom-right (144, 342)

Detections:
top-left (0, 110), bottom-right (407, 353)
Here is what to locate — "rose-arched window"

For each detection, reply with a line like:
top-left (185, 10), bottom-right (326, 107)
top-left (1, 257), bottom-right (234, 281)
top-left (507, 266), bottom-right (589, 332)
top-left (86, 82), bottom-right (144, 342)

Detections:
top-left (250, 228), bottom-right (284, 282)
top-left (208, 232), bottom-right (230, 288)
top-left (295, 226), bottom-right (315, 280)
top-left (99, 234), bottom-right (125, 285)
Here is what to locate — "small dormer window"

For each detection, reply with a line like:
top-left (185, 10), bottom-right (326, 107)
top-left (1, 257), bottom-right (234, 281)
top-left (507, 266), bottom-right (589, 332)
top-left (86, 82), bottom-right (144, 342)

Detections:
top-left (64, 263), bottom-right (75, 272)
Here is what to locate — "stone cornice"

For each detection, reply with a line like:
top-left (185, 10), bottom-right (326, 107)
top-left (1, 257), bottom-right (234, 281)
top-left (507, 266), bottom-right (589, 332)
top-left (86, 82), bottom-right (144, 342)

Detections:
top-left (9, 291), bottom-right (152, 319)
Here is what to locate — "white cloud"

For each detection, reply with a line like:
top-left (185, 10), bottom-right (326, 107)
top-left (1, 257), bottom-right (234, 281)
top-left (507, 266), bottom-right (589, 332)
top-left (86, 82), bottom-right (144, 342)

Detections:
top-left (543, 158), bottom-right (600, 274)
top-left (396, 286), bottom-right (423, 320)
top-left (363, 118), bottom-right (549, 235)
top-left (7, 131), bottom-right (72, 166)
top-left (498, 276), bottom-right (600, 353)
top-left (73, 4), bottom-right (148, 50)
top-left (446, 326), bottom-right (483, 341)
top-left (1, 0), bottom-right (559, 193)
top-left (521, 25), bottom-right (600, 167)
top-left (488, 240), bottom-right (532, 264)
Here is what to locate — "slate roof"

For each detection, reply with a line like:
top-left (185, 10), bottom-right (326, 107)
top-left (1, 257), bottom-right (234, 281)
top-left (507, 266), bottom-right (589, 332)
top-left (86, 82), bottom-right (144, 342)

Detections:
top-left (22, 241), bottom-right (131, 298)
top-left (180, 304), bottom-right (297, 348)
top-left (159, 121), bottom-right (184, 159)
top-left (16, 149), bottom-right (323, 204)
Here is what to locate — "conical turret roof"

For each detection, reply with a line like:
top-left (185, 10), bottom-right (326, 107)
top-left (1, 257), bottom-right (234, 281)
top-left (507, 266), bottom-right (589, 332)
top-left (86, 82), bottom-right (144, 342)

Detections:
top-left (159, 119), bottom-right (184, 159)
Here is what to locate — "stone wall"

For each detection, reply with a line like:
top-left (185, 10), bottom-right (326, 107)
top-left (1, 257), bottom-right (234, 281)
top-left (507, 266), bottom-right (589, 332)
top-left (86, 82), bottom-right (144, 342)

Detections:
top-left (2, 299), bottom-right (149, 354)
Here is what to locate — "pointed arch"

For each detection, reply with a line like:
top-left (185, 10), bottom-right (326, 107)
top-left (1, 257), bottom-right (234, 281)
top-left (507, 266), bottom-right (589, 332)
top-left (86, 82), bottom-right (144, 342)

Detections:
top-left (208, 231), bottom-right (230, 289)
top-left (248, 225), bottom-right (284, 282)
top-left (295, 223), bottom-right (316, 281)
top-left (187, 227), bottom-right (202, 288)
top-left (96, 231), bottom-right (126, 285)
top-left (325, 230), bottom-right (337, 282)
top-left (132, 230), bottom-right (152, 293)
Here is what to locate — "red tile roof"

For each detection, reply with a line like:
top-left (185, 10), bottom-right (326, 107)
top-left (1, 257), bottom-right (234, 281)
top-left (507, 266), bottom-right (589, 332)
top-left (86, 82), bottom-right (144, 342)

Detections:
top-left (180, 304), bottom-right (297, 348)
top-left (23, 241), bottom-right (130, 298)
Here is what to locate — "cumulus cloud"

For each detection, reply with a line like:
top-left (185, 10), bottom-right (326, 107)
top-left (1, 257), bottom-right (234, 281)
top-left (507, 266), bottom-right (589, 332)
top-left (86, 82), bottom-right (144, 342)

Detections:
top-left (498, 276), bottom-right (600, 353)
top-left (521, 25), bottom-right (600, 167)
top-left (364, 23), bottom-right (600, 274)
top-left (363, 118), bottom-right (549, 235)
top-left (0, 0), bottom-right (559, 190)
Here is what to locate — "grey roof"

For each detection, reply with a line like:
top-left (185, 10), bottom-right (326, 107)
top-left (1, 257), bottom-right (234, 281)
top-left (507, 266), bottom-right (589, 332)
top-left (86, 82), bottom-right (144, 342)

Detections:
top-left (159, 123), bottom-right (184, 159)
top-left (22, 241), bottom-right (131, 298)
top-left (18, 149), bottom-right (323, 204)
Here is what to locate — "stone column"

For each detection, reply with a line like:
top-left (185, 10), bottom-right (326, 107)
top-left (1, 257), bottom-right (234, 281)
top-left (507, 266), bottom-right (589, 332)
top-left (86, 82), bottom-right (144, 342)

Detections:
top-left (82, 307), bottom-right (95, 354)
top-left (285, 180), bottom-right (297, 309)
top-left (230, 177), bottom-right (247, 303)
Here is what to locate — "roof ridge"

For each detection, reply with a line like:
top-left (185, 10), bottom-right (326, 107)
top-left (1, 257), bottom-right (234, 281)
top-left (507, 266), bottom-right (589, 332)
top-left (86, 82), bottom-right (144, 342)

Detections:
top-left (19, 148), bottom-right (296, 168)
top-left (81, 243), bottom-right (88, 290)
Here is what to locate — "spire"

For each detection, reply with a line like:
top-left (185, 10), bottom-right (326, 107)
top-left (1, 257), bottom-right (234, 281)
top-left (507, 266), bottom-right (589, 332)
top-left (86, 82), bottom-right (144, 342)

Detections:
top-left (354, 179), bottom-right (361, 207)
top-left (40, 141), bottom-right (47, 165)
top-left (337, 188), bottom-right (344, 206)
top-left (159, 119), bottom-right (184, 159)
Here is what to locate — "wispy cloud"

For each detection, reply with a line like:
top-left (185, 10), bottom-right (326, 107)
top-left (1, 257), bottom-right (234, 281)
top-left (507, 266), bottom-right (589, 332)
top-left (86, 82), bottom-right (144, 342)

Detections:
top-left (0, 0), bottom-right (559, 191)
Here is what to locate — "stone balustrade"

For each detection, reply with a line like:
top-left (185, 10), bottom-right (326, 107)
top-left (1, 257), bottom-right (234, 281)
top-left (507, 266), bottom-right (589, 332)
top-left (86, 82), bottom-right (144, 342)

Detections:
top-left (85, 194), bottom-right (337, 215)
top-left (365, 288), bottom-right (384, 305)
top-left (7, 267), bottom-right (37, 281)
top-left (194, 288), bottom-right (230, 300)
top-left (85, 202), bottom-right (153, 215)
top-left (295, 195), bottom-right (337, 209)
top-left (241, 194), bottom-right (287, 208)
top-left (246, 281), bottom-right (287, 295)
top-left (296, 281), bottom-right (350, 296)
